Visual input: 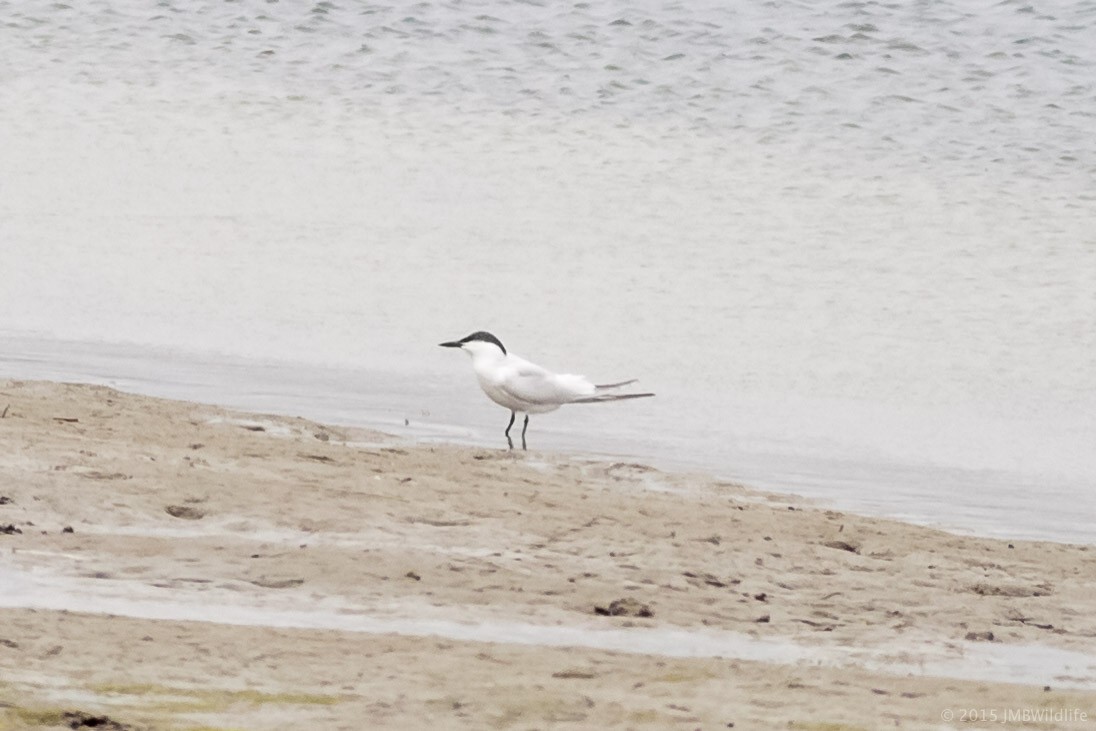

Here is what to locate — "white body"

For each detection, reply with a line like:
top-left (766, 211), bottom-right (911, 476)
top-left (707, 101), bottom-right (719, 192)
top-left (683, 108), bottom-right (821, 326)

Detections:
top-left (464, 340), bottom-right (598, 415)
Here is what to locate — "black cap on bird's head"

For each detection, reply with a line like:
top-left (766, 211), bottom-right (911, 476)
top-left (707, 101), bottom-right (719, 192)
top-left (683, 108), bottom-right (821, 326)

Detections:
top-left (438, 331), bottom-right (507, 355)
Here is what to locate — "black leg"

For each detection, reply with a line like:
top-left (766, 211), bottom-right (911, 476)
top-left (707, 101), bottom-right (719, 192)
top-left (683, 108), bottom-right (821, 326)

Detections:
top-left (521, 414), bottom-right (529, 451)
top-left (504, 411), bottom-right (516, 450)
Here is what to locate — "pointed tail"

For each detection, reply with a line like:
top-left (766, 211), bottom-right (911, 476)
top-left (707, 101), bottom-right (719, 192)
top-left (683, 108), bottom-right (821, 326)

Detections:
top-left (571, 392), bottom-right (655, 404)
top-left (594, 378), bottom-right (639, 390)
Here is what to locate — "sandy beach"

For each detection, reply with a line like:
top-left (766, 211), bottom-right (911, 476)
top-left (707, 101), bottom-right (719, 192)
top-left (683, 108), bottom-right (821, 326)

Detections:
top-left (1, 380), bottom-right (1095, 730)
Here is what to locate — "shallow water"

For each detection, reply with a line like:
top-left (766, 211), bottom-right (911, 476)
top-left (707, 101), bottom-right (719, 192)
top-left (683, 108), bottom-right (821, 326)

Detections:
top-left (3, 562), bottom-right (1094, 690)
top-left (2, 0), bottom-right (1095, 541)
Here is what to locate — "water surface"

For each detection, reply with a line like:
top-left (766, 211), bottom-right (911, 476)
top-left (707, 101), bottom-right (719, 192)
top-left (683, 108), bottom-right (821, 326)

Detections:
top-left (2, 0), bottom-right (1094, 541)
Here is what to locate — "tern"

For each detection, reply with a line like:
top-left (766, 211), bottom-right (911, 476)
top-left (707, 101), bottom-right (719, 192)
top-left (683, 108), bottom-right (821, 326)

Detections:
top-left (439, 331), bottom-right (654, 450)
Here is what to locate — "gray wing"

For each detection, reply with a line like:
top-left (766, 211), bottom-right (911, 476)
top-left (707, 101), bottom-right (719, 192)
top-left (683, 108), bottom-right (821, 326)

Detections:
top-left (498, 359), bottom-right (595, 406)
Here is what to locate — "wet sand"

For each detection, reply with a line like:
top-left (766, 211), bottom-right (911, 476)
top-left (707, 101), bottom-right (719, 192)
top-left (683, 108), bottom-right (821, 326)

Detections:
top-left (1, 380), bottom-right (1095, 730)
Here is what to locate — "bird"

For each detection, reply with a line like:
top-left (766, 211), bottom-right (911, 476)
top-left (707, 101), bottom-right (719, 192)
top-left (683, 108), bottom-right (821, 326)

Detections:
top-left (439, 331), bottom-right (654, 450)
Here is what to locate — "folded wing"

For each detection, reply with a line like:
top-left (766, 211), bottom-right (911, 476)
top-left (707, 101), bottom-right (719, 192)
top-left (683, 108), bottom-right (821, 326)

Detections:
top-left (497, 356), bottom-right (654, 408)
top-left (498, 360), bottom-right (597, 406)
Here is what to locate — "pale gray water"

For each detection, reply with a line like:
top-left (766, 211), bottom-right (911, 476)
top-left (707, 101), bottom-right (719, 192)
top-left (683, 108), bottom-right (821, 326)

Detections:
top-left (4, 561), bottom-right (1096, 690)
top-left (2, 1), bottom-right (1095, 541)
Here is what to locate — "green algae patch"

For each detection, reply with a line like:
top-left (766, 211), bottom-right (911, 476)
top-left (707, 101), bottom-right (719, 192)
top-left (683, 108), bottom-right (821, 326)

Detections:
top-left (89, 683), bottom-right (341, 713)
top-left (0, 684), bottom-right (341, 730)
top-left (8, 707), bottom-right (72, 727)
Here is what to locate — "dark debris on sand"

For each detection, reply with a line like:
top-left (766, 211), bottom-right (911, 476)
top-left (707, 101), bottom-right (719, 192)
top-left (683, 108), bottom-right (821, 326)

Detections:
top-left (63, 711), bottom-right (138, 730)
top-left (594, 598), bottom-right (653, 618)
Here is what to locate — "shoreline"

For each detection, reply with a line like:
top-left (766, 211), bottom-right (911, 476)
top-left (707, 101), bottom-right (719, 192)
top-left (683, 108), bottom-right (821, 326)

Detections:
top-left (3, 333), bottom-right (1093, 546)
top-left (2, 380), bottom-right (1095, 729)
